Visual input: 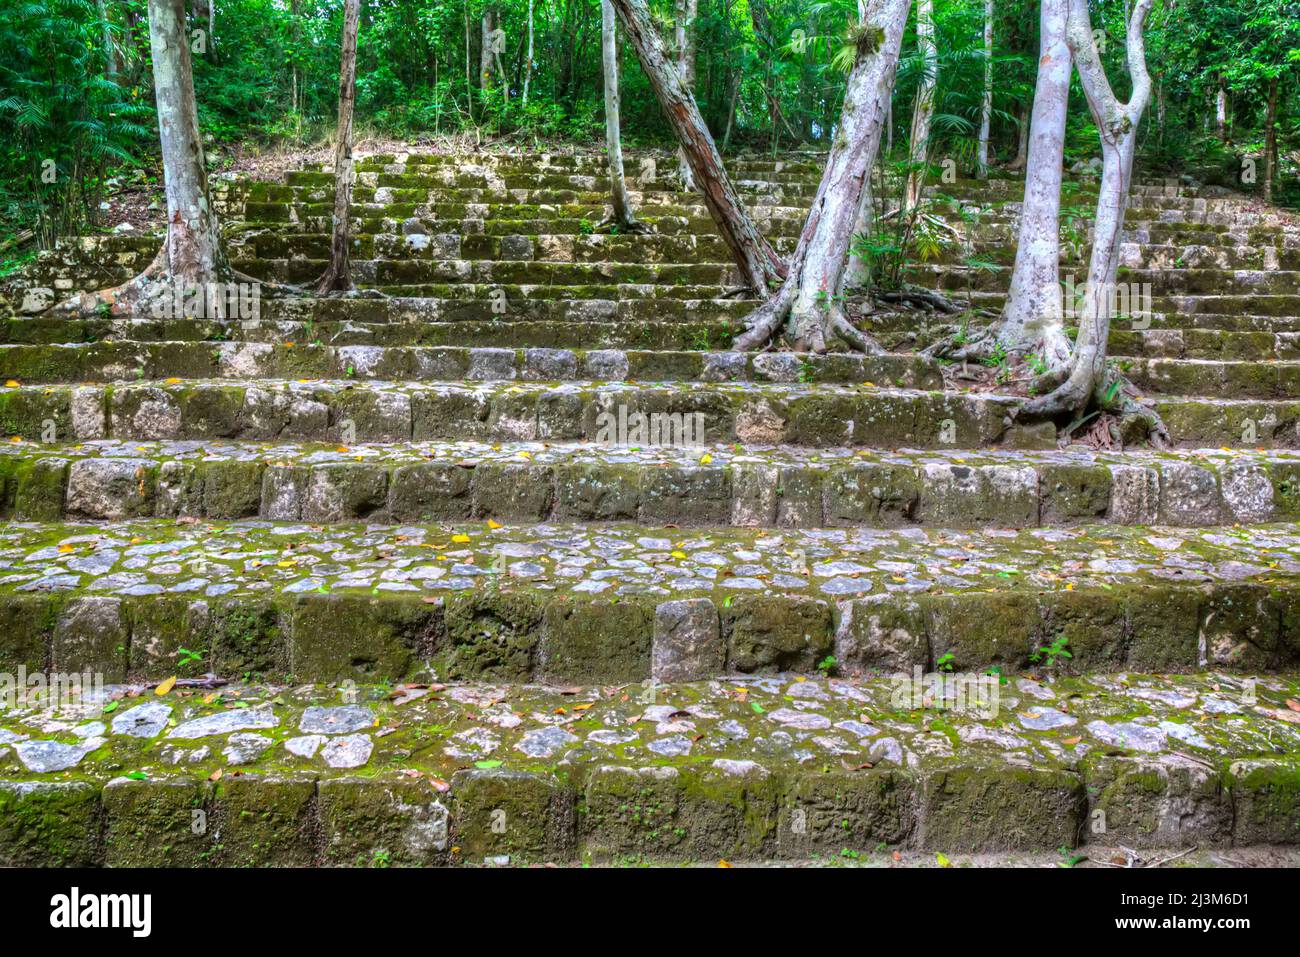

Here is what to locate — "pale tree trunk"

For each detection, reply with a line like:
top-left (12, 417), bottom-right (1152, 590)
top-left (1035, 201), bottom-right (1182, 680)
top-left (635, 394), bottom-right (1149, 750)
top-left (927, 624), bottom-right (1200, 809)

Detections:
top-left (988, 0), bottom-right (1072, 368)
top-left (317, 0), bottom-right (360, 294)
top-left (1215, 76), bottom-right (1227, 141)
top-left (976, 0), bottom-right (993, 179)
top-left (610, 0), bottom-right (785, 292)
top-left (734, 0), bottom-right (912, 352)
top-left (600, 0), bottom-right (644, 231)
top-left (1021, 0), bottom-right (1163, 444)
top-left (55, 0), bottom-right (228, 317)
top-left (1263, 77), bottom-right (1278, 205)
top-left (480, 8), bottom-right (494, 91)
top-left (97, 0), bottom-right (118, 77)
top-left (675, 0), bottom-right (698, 192)
top-left (903, 0), bottom-right (936, 211)
top-left (523, 0), bottom-right (534, 105)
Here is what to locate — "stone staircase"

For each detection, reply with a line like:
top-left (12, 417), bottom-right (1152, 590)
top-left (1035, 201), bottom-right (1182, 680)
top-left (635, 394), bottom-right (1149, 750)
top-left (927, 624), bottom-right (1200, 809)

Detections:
top-left (0, 149), bottom-right (1297, 867)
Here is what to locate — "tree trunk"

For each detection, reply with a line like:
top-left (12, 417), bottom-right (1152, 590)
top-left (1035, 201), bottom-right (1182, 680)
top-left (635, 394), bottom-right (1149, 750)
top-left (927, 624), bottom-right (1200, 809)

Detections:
top-left (56, 0), bottom-right (227, 317)
top-left (600, 0), bottom-right (643, 231)
top-left (1022, 0), bottom-right (1156, 428)
top-left (610, 0), bottom-right (785, 292)
top-left (523, 0), bottom-right (534, 105)
top-left (733, 0), bottom-right (911, 352)
top-left (317, 0), bottom-right (360, 294)
top-left (480, 8), bottom-right (494, 91)
top-left (1263, 76), bottom-right (1278, 205)
top-left (976, 0), bottom-right (993, 179)
top-left (903, 0), bottom-right (936, 211)
top-left (97, 0), bottom-right (119, 77)
top-left (843, 0), bottom-right (885, 290)
top-left (675, 0), bottom-right (698, 192)
top-left (1215, 76), bottom-right (1227, 141)
top-left (990, 0), bottom-right (1072, 368)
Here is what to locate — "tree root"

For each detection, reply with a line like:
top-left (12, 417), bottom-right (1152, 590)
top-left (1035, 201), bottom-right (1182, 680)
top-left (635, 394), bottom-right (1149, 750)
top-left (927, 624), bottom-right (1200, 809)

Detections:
top-left (595, 213), bottom-right (653, 235)
top-left (732, 285), bottom-right (883, 354)
top-left (875, 284), bottom-right (964, 314)
top-left (1020, 367), bottom-right (1171, 449)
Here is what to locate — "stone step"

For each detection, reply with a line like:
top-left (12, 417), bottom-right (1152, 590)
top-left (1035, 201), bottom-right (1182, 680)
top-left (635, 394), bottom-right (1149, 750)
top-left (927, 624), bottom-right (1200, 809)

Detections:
top-left (1120, 358), bottom-right (1300, 399)
top-left (2, 518), bottom-right (1299, 683)
top-left (1, 670), bottom-right (1297, 866)
top-left (0, 378), bottom-right (1056, 449)
top-left (0, 315), bottom-right (749, 352)
top-left (238, 258), bottom-right (741, 288)
top-left (9, 439), bottom-right (1295, 528)
top-left (1109, 328), bottom-right (1300, 361)
top-left (0, 342), bottom-right (940, 389)
top-left (909, 264), bottom-right (1300, 297)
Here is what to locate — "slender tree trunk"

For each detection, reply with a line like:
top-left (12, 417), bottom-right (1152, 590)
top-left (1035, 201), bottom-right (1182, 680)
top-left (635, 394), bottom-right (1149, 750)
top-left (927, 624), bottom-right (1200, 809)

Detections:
top-left (734, 0), bottom-right (911, 352)
top-left (480, 8), bottom-right (494, 91)
top-left (600, 0), bottom-right (643, 231)
top-left (721, 71), bottom-right (741, 153)
top-left (610, 0), bottom-right (785, 291)
top-left (675, 0), bottom-right (698, 191)
top-left (1263, 76), bottom-right (1278, 205)
top-left (523, 0), bottom-right (534, 105)
top-left (1022, 0), bottom-right (1159, 438)
top-left (990, 0), bottom-right (1072, 368)
top-left (97, 0), bottom-right (119, 77)
top-left (976, 0), bottom-right (993, 179)
top-left (317, 0), bottom-right (360, 294)
top-left (1215, 75), bottom-right (1227, 141)
top-left (903, 0), bottom-right (936, 210)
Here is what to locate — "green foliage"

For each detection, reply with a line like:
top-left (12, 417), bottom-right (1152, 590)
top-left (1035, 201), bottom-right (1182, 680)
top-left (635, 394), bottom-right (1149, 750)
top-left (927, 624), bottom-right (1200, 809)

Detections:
top-left (0, 0), bottom-right (153, 247)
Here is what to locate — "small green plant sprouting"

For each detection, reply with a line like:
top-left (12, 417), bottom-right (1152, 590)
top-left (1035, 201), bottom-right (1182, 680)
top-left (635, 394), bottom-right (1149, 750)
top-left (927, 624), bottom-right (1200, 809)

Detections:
top-left (176, 647), bottom-right (203, 667)
top-left (1029, 635), bottom-right (1073, 669)
top-left (816, 654), bottom-right (837, 676)
top-left (936, 652), bottom-right (956, 673)
top-left (1057, 845), bottom-right (1085, 868)
top-left (578, 218), bottom-right (595, 235)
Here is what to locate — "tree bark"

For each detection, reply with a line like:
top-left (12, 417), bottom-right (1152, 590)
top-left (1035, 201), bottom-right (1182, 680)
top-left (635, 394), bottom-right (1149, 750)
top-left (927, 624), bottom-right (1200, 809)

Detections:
top-left (843, 0), bottom-right (887, 290)
top-left (97, 0), bottom-right (119, 77)
top-left (480, 8), bottom-right (494, 90)
top-left (675, 0), bottom-right (699, 191)
top-left (316, 0), bottom-right (360, 294)
top-left (976, 0), bottom-right (993, 179)
top-left (523, 0), bottom-right (535, 105)
top-left (1021, 0), bottom-right (1156, 427)
top-left (600, 0), bottom-right (644, 231)
top-left (733, 0), bottom-right (911, 352)
top-left (1263, 76), bottom-right (1278, 205)
top-left (903, 0), bottom-right (937, 211)
top-left (1215, 75), bottom-right (1227, 141)
top-left (989, 0), bottom-right (1072, 368)
top-left (609, 0), bottom-right (785, 292)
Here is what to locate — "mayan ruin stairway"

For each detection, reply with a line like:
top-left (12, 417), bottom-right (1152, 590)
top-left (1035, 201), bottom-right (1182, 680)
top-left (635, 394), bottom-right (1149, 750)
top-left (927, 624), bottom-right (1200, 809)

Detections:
top-left (0, 145), bottom-right (1295, 869)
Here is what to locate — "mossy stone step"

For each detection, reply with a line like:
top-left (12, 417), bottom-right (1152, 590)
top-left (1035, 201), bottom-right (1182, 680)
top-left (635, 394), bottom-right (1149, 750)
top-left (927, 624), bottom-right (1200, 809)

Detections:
top-left (1, 518), bottom-right (1299, 683)
top-left (6, 438), bottom-right (1296, 529)
top-left (0, 378), bottom-right (1030, 449)
top-left (0, 671), bottom-right (1297, 866)
top-left (1108, 328), bottom-right (1300, 361)
top-left (0, 341), bottom-right (939, 388)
